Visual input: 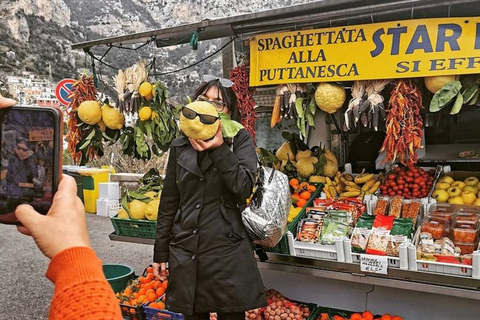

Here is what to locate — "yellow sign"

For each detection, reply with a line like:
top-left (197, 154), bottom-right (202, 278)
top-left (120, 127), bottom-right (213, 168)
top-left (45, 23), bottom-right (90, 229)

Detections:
top-left (250, 17), bottom-right (480, 86)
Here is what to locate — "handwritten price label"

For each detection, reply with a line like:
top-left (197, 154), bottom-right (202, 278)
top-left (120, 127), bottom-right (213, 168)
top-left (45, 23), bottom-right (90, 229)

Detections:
top-left (360, 254), bottom-right (388, 274)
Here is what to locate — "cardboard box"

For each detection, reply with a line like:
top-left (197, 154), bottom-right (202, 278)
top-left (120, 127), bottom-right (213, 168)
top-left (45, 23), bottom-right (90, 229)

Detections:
top-left (96, 199), bottom-right (119, 217)
top-left (99, 182), bottom-right (120, 200)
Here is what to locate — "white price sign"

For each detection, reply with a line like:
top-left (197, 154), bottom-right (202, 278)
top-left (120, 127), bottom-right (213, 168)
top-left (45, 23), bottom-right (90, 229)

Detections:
top-left (360, 254), bottom-right (388, 274)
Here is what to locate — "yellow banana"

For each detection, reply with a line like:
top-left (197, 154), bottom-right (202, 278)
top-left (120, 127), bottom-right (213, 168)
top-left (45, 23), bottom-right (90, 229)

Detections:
top-left (346, 185), bottom-right (361, 192)
top-left (329, 185), bottom-right (337, 197)
top-left (361, 179), bottom-right (376, 191)
top-left (325, 177), bottom-right (333, 187)
top-left (354, 173), bottom-right (375, 184)
top-left (343, 174), bottom-right (354, 182)
top-left (340, 190), bottom-right (361, 198)
top-left (368, 181), bottom-right (381, 194)
top-left (340, 176), bottom-right (359, 188)
top-left (335, 183), bottom-right (343, 194)
top-left (334, 175), bottom-right (341, 185)
top-left (323, 186), bottom-right (332, 199)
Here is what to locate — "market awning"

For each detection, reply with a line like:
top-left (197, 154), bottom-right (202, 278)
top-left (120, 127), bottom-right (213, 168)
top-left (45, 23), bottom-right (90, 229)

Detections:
top-left (71, 0), bottom-right (478, 51)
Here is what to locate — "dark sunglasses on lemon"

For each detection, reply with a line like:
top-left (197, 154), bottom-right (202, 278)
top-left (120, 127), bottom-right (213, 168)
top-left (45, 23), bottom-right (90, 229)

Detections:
top-left (181, 106), bottom-right (219, 125)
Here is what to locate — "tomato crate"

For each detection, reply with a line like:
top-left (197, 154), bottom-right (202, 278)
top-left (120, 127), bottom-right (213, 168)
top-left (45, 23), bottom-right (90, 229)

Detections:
top-left (144, 303), bottom-right (184, 320)
top-left (111, 214), bottom-right (157, 238)
top-left (264, 186), bottom-right (323, 255)
top-left (120, 303), bottom-right (146, 320)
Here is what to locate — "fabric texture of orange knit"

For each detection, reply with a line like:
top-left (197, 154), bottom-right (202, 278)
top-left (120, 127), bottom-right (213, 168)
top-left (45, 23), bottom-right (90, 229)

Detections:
top-left (46, 247), bottom-right (122, 320)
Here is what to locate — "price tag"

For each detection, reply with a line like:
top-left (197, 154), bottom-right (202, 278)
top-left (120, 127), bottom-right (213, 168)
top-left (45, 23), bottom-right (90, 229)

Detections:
top-left (360, 254), bottom-right (388, 274)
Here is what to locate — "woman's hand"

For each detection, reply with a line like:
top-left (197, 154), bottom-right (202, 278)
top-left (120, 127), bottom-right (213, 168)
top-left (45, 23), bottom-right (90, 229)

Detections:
top-left (189, 123), bottom-right (224, 151)
top-left (153, 262), bottom-right (168, 281)
top-left (0, 93), bottom-right (16, 109)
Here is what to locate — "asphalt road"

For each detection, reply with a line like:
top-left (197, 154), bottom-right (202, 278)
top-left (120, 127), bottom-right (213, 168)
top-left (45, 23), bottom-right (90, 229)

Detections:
top-left (0, 213), bottom-right (153, 320)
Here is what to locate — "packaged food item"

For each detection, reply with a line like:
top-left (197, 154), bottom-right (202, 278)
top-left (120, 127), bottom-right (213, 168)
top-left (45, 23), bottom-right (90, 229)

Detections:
top-left (455, 210), bottom-right (479, 223)
top-left (351, 214), bottom-right (375, 253)
top-left (386, 218), bottom-right (413, 257)
top-left (440, 237), bottom-right (457, 256)
top-left (401, 199), bottom-right (421, 227)
top-left (452, 220), bottom-right (478, 243)
top-left (296, 219), bottom-right (322, 243)
top-left (428, 203), bottom-right (455, 217)
top-left (420, 217), bottom-right (449, 240)
top-left (373, 214), bottom-right (395, 230)
top-left (366, 227), bottom-right (391, 255)
top-left (453, 241), bottom-right (476, 255)
top-left (388, 196), bottom-right (403, 218)
top-left (420, 237), bottom-right (435, 254)
top-left (320, 220), bottom-right (349, 245)
top-left (373, 197), bottom-right (389, 216)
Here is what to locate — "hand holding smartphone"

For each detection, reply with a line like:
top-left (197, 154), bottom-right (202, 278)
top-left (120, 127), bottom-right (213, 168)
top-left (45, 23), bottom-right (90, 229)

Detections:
top-left (0, 106), bottom-right (63, 224)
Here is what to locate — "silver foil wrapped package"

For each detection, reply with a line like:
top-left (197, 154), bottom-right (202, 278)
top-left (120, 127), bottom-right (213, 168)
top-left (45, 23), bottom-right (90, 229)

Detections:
top-left (241, 166), bottom-right (292, 248)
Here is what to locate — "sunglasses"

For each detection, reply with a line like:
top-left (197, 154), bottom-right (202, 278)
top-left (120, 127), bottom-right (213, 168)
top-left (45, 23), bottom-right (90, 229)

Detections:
top-left (16, 146), bottom-right (28, 152)
top-left (182, 106), bottom-right (219, 125)
top-left (196, 95), bottom-right (227, 110)
top-left (203, 75), bottom-right (234, 88)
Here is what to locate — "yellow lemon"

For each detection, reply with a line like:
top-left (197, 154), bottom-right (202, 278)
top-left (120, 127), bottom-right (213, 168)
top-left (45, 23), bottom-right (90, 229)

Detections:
top-left (139, 82), bottom-right (153, 98)
top-left (129, 200), bottom-right (147, 220)
top-left (144, 191), bottom-right (158, 200)
top-left (101, 104), bottom-right (124, 129)
top-left (118, 208), bottom-right (129, 219)
top-left (179, 101), bottom-right (219, 140)
top-left (96, 119), bottom-right (106, 132)
top-left (78, 100), bottom-right (102, 125)
top-left (424, 75), bottom-right (457, 93)
top-left (314, 83), bottom-right (346, 114)
top-left (145, 199), bottom-right (160, 221)
top-left (139, 106), bottom-right (152, 121)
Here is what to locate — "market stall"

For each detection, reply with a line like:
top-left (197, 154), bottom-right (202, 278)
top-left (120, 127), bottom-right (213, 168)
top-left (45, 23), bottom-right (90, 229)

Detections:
top-left (67, 1), bottom-right (480, 319)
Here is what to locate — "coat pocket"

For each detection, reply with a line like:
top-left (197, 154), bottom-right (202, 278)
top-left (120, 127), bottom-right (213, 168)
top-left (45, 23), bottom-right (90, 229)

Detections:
top-left (219, 203), bottom-right (244, 242)
top-left (170, 208), bottom-right (182, 239)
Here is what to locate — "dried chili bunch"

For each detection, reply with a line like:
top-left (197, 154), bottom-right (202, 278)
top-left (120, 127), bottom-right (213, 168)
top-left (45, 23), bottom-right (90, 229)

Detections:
top-left (230, 64), bottom-right (257, 141)
top-left (380, 79), bottom-right (424, 166)
top-left (66, 75), bottom-right (99, 165)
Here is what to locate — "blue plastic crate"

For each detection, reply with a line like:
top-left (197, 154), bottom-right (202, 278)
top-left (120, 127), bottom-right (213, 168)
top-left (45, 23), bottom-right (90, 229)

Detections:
top-left (144, 303), bottom-right (184, 320)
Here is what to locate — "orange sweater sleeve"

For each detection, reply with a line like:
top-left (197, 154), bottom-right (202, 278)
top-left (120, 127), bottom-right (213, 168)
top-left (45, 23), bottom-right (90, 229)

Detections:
top-left (45, 247), bottom-right (122, 320)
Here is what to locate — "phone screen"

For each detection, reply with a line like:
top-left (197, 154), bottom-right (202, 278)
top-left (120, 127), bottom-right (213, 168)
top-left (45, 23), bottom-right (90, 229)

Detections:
top-left (0, 107), bottom-right (61, 223)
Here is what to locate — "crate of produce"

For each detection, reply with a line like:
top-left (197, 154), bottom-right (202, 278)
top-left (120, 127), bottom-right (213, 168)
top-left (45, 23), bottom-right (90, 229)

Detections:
top-left (144, 303), bottom-right (184, 320)
top-left (288, 232), bottom-right (345, 262)
top-left (110, 214), bottom-right (157, 238)
top-left (264, 186), bottom-right (322, 255)
top-left (120, 303), bottom-right (146, 320)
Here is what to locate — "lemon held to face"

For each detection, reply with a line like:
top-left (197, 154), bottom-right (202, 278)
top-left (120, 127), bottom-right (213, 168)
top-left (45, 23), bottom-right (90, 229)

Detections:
top-left (179, 101), bottom-right (220, 140)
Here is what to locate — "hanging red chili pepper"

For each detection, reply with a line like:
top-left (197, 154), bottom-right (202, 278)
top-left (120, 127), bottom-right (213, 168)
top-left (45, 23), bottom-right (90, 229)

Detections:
top-left (229, 64), bottom-right (257, 144)
top-left (380, 79), bottom-right (424, 167)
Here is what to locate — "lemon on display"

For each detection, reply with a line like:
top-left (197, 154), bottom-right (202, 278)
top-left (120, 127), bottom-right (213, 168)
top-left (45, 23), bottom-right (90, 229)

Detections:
top-left (96, 119), bottom-right (106, 132)
top-left (118, 208), bottom-right (129, 219)
top-left (139, 82), bottom-right (153, 98)
top-left (145, 199), bottom-right (160, 221)
top-left (144, 191), bottom-right (159, 200)
top-left (101, 104), bottom-right (124, 129)
top-left (179, 101), bottom-right (220, 140)
top-left (139, 106), bottom-right (152, 121)
top-left (78, 100), bottom-right (102, 125)
top-left (424, 75), bottom-right (458, 93)
top-left (129, 200), bottom-right (147, 220)
top-left (314, 83), bottom-right (346, 114)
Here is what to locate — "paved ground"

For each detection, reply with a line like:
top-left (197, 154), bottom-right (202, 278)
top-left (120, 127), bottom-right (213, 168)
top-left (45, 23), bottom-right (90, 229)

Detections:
top-left (0, 213), bottom-right (153, 320)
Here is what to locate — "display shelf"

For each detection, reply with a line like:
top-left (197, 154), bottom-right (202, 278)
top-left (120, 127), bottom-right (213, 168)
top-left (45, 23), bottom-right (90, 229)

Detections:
top-left (109, 232), bottom-right (155, 245)
top-left (259, 253), bottom-right (480, 300)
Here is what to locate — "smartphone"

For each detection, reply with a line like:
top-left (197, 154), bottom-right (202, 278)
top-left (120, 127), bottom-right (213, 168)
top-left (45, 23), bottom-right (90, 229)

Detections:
top-left (0, 106), bottom-right (63, 224)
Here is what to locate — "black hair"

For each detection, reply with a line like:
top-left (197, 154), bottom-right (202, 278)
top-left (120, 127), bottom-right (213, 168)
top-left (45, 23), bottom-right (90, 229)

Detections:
top-left (16, 137), bottom-right (30, 149)
top-left (193, 80), bottom-right (241, 122)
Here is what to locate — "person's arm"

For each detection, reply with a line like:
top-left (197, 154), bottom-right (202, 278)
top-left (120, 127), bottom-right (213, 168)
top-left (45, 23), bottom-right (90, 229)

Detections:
top-left (208, 129), bottom-right (256, 202)
top-left (154, 146), bottom-right (180, 264)
top-left (46, 247), bottom-right (122, 320)
top-left (14, 175), bottom-right (122, 320)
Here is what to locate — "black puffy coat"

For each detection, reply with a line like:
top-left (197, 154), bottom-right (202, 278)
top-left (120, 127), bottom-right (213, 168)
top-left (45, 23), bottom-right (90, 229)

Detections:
top-left (154, 129), bottom-right (267, 315)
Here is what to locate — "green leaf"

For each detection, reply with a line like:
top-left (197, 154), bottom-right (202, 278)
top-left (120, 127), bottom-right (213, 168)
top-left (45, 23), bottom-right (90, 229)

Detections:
top-left (463, 85), bottom-right (478, 104)
top-left (78, 139), bottom-right (91, 150)
top-left (450, 93), bottom-right (464, 115)
top-left (469, 88), bottom-right (480, 105)
top-left (430, 80), bottom-right (461, 112)
top-left (121, 196), bottom-right (130, 215)
top-left (219, 112), bottom-right (244, 138)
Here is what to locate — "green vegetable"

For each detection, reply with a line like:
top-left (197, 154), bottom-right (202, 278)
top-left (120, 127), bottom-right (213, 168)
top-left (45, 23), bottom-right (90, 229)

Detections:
top-left (430, 80), bottom-right (462, 112)
top-left (218, 112), bottom-right (244, 138)
top-left (450, 93), bottom-right (464, 115)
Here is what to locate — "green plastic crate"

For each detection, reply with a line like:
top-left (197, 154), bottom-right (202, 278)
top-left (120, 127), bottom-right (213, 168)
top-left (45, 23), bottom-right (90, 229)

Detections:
top-left (265, 185), bottom-right (323, 254)
top-left (311, 306), bottom-right (382, 319)
top-left (111, 214), bottom-right (157, 238)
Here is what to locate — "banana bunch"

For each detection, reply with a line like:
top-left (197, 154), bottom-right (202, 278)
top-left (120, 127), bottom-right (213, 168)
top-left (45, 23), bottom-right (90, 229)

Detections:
top-left (320, 171), bottom-right (381, 199)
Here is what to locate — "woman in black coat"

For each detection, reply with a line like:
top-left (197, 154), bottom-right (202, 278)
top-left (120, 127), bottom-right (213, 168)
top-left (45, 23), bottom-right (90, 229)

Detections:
top-left (153, 76), bottom-right (267, 320)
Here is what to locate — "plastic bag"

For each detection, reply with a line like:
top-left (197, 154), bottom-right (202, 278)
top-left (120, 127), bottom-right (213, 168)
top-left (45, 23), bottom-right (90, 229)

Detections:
top-left (241, 166), bottom-right (291, 247)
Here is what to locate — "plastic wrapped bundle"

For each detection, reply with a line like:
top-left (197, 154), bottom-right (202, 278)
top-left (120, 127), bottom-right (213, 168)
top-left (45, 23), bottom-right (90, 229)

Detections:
top-left (242, 166), bottom-right (291, 247)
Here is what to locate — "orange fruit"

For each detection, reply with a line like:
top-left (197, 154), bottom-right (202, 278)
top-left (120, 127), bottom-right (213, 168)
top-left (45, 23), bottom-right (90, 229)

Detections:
top-left (350, 313), bottom-right (363, 320)
top-left (147, 267), bottom-right (154, 273)
top-left (130, 308), bottom-right (136, 314)
top-left (289, 178), bottom-right (300, 188)
top-left (334, 316), bottom-right (346, 320)
top-left (307, 185), bottom-right (316, 193)
top-left (391, 317), bottom-right (402, 320)
top-left (149, 302), bottom-right (159, 309)
top-left (157, 301), bottom-right (165, 309)
top-left (362, 311), bottom-right (374, 320)
top-left (138, 288), bottom-right (146, 296)
top-left (162, 280), bottom-right (168, 289)
top-left (296, 198), bottom-right (307, 208)
top-left (147, 273), bottom-right (155, 280)
top-left (381, 315), bottom-right (392, 320)
top-left (147, 293), bottom-right (157, 302)
top-left (300, 191), bottom-right (311, 200)
top-left (146, 289), bottom-right (155, 296)
top-left (156, 287), bottom-right (166, 297)
top-left (139, 276), bottom-right (149, 284)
